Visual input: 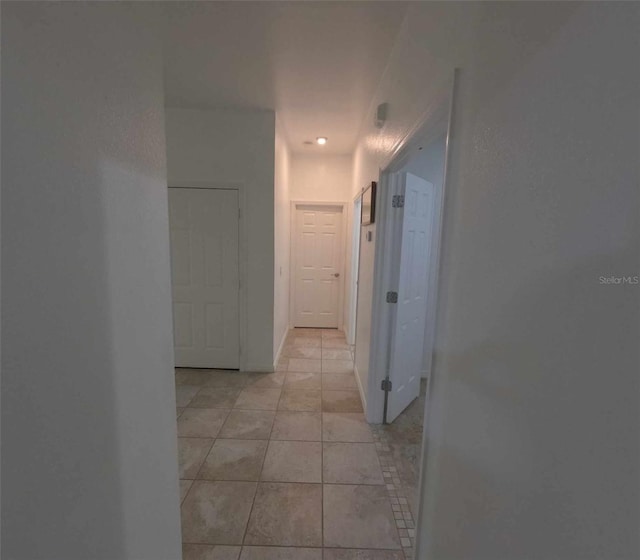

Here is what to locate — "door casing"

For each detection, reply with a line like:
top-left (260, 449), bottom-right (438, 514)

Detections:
top-left (347, 195), bottom-right (363, 346)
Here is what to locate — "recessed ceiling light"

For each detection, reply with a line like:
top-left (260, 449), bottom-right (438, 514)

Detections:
top-left (316, 137), bottom-right (328, 145)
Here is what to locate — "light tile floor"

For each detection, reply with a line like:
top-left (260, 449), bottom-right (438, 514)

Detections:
top-left (176, 328), bottom-right (410, 560)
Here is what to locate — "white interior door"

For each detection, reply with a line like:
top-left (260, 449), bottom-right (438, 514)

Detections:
top-left (169, 188), bottom-right (240, 369)
top-left (293, 205), bottom-right (343, 328)
top-left (387, 173), bottom-right (435, 422)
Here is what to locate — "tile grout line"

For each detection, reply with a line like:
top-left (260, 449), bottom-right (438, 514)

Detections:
top-left (239, 370), bottom-right (280, 548)
top-left (372, 423), bottom-right (416, 559)
top-left (180, 329), bottom-right (401, 556)
top-left (190, 407), bottom-right (232, 481)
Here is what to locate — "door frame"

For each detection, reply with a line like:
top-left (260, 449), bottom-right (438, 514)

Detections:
top-left (366, 73), bottom-right (456, 425)
top-left (168, 182), bottom-right (248, 371)
top-left (347, 194), bottom-right (363, 346)
top-left (289, 200), bottom-right (348, 330)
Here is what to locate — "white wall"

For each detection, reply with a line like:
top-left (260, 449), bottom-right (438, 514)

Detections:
top-left (274, 118), bottom-right (291, 361)
top-left (353, 2), bottom-right (639, 558)
top-left (290, 154), bottom-right (352, 202)
top-left (165, 107), bottom-right (276, 371)
top-left (352, 148), bottom-right (377, 400)
top-left (1, 4), bottom-right (182, 559)
top-left (353, 220), bottom-right (376, 409)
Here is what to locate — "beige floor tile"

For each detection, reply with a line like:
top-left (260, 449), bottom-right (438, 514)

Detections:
top-left (245, 482), bottom-right (322, 546)
top-left (182, 544), bottom-right (241, 560)
top-left (180, 480), bottom-right (194, 504)
top-left (281, 346), bottom-right (322, 359)
top-left (240, 547), bottom-right (321, 560)
top-left (278, 389), bottom-right (322, 412)
top-left (321, 349), bottom-right (352, 360)
top-left (178, 438), bottom-right (213, 479)
top-left (321, 373), bottom-right (358, 391)
top-left (322, 550), bottom-right (404, 560)
top-left (271, 411), bottom-right (321, 441)
top-left (176, 385), bottom-right (200, 407)
top-left (323, 484), bottom-right (400, 549)
top-left (176, 370), bottom-right (214, 386)
top-left (261, 441), bottom-right (322, 483)
top-left (244, 372), bottom-right (285, 389)
top-left (290, 337), bottom-right (322, 348)
top-left (322, 390), bottom-right (363, 413)
top-left (177, 407), bottom-right (185, 418)
top-left (323, 442), bottom-right (384, 484)
top-left (204, 372), bottom-right (249, 388)
top-left (321, 329), bottom-right (345, 339)
top-left (218, 410), bottom-right (275, 440)
top-left (290, 328), bottom-right (323, 337)
top-left (190, 387), bottom-right (241, 409)
top-left (284, 372), bottom-right (322, 390)
top-left (234, 388), bottom-right (281, 410)
top-left (199, 439), bottom-right (268, 481)
top-left (321, 339), bottom-right (350, 350)
top-left (322, 413), bottom-right (373, 442)
top-left (178, 408), bottom-right (229, 438)
top-left (275, 359), bottom-right (289, 372)
top-left (287, 358), bottom-right (322, 372)
top-left (322, 360), bottom-right (354, 374)
top-left (181, 480), bottom-right (257, 544)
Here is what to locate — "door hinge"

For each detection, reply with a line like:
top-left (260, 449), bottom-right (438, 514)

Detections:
top-left (392, 195), bottom-right (404, 208)
top-left (386, 291), bottom-right (398, 303)
top-left (381, 378), bottom-right (393, 391)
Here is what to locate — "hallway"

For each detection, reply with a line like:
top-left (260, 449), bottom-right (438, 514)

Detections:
top-left (176, 328), bottom-right (411, 559)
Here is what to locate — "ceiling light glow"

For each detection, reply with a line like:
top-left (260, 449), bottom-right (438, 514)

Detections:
top-left (316, 137), bottom-right (328, 145)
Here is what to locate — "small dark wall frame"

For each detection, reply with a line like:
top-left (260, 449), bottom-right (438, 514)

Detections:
top-left (361, 181), bottom-right (377, 226)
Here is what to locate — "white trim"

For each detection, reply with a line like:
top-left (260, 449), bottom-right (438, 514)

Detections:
top-left (289, 200), bottom-right (348, 330)
top-left (272, 327), bottom-right (288, 371)
top-left (168, 182), bottom-right (249, 371)
top-left (346, 196), bottom-right (363, 346)
top-left (353, 362), bottom-right (367, 414)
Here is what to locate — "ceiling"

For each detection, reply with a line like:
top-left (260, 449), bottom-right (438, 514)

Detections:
top-left (162, 1), bottom-right (407, 155)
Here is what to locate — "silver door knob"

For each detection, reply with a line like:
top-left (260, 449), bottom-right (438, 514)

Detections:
top-left (333, 273), bottom-right (340, 278)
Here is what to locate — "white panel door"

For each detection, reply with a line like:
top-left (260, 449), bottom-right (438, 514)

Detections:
top-left (387, 173), bottom-right (435, 422)
top-left (294, 205), bottom-right (343, 328)
top-left (169, 188), bottom-right (240, 369)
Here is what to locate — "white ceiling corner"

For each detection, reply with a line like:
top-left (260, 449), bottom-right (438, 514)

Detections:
top-left (162, 1), bottom-right (407, 155)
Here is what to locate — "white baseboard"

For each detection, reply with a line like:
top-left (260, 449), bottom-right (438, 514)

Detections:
top-left (273, 329), bottom-right (288, 370)
top-left (353, 363), bottom-right (368, 417)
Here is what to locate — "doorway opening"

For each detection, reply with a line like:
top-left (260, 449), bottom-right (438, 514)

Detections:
top-left (362, 74), bottom-right (456, 552)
